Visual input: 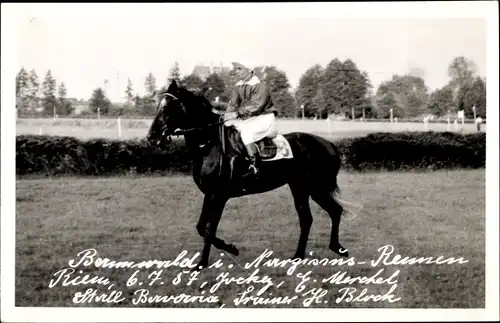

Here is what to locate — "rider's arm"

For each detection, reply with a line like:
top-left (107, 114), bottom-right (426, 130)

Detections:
top-left (226, 86), bottom-right (241, 113)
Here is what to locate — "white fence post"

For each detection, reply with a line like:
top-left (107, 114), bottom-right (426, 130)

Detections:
top-left (447, 117), bottom-right (451, 131)
top-left (39, 127), bottom-right (43, 135)
top-left (117, 117), bottom-right (122, 138)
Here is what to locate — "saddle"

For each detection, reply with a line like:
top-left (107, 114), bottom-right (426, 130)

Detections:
top-left (253, 137), bottom-right (279, 159)
top-left (222, 124), bottom-right (279, 160)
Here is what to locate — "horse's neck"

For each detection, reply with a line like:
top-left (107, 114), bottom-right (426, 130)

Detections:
top-left (183, 112), bottom-right (222, 152)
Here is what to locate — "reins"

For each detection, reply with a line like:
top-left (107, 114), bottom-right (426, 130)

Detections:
top-left (159, 92), bottom-right (235, 137)
top-left (171, 117), bottom-right (230, 136)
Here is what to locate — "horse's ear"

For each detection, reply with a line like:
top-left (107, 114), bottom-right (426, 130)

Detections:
top-left (167, 79), bottom-right (179, 93)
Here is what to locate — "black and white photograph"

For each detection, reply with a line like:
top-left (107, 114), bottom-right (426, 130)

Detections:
top-left (1, 2), bottom-right (499, 322)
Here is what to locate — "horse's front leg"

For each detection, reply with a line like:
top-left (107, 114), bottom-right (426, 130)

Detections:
top-left (194, 193), bottom-right (229, 270)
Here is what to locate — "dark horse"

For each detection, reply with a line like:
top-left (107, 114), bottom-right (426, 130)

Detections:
top-left (146, 80), bottom-right (349, 270)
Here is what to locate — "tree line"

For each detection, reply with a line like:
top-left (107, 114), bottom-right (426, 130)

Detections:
top-left (295, 56), bottom-right (486, 119)
top-left (16, 56), bottom-right (486, 120)
top-left (16, 69), bottom-right (73, 117)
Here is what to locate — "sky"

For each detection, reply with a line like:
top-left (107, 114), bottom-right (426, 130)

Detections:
top-left (12, 3), bottom-right (489, 102)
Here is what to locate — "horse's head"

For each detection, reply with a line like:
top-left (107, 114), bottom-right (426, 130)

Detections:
top-left (146, 80), bottom-right (186, 146)
top-left (146, 80), bottom-right (219, 147)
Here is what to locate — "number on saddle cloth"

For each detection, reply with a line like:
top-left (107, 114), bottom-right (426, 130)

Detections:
top-left (254, 138), bottom-right (278, 159)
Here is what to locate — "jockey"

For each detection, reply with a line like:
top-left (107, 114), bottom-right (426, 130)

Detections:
top-left (224, 61), bottom-right (278, 176)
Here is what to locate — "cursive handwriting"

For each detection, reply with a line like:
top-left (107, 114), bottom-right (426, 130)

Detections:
top-left (49, 268), bottom-right (110, 288)
top-left (336, 285), bottom-right (401, 303)
top-left (131, 289), bottom-right (219, 305)
top-left (49, 245), bottom-right (469, 307)
top-left (371, 245), bottom-right (469, 267)
top-left (244, 249), bottom-right (357, 275)
top-left (73, 287), bottom-right (126, 304)
top-left (210, 269), bottom-right (274, 295)
top-left (233, 286), bottom-right (298, 306)
top-left (67, 249), bottom-right (200, 269)
top-left (322, 268), bottom-right (399, 285)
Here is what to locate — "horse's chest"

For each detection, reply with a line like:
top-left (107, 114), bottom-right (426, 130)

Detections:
top-left (199, 157), bottom-right (218, 177)
top-left (193, 149), bottom-right (220, 192)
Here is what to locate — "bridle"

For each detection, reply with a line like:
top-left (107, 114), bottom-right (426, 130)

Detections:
top-left (157, 92), bottom-right (235, 142)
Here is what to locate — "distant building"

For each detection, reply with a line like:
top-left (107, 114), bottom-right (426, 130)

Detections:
top-left (73, 104), bottom-right (90, 115)
top-left (192, 63), bottom-right (231, 81)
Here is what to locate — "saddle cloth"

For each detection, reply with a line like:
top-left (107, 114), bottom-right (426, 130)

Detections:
top-left (259, 134), bottom-right (294, 161)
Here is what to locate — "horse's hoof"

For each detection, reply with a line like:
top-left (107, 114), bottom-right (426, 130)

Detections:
top-left (227, 244), bottom-right (239, 256)
top-left (330, 244), bottom-right (349, 258)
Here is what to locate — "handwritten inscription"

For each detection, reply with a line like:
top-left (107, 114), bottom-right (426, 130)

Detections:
top-left (47, 245), bottom-right (469, 307)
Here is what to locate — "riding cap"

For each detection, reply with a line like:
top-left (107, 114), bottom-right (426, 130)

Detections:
top-left (232, 61), bottom-right (255, 72)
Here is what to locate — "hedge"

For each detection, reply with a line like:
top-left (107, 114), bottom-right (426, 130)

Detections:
top-left (16, 132), bottom-right (485, 177)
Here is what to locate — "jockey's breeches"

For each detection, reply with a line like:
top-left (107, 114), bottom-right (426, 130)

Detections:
top-left (224, 113), bottom-right (277, 145)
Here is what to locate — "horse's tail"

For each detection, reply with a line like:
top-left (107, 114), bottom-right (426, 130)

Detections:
top-left (326, 140), bottom-right (364, 218)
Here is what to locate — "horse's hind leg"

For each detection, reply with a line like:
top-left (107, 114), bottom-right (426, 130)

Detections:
top-left (289, 183), bottom-right (313, 260)
top-left (310, 190), bottom-right (349, 257)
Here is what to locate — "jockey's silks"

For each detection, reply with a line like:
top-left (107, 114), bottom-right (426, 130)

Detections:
top-left (227, 75), bottom-right (277, 119)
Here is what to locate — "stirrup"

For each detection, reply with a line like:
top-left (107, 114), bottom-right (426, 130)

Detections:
top-left (248, 164), bottom-right (258, 174)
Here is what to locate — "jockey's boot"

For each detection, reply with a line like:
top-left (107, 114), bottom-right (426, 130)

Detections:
top-left (243, 143), bottom-right (258, 176)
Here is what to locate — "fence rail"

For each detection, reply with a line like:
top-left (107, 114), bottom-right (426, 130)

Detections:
top-left (16, 116), bottom-right (485, 141)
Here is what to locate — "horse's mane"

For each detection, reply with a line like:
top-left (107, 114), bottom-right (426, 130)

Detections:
top-left (178, 87), bottom-right (212, 109)
top-left (178, 87), bottom-right (228, 116)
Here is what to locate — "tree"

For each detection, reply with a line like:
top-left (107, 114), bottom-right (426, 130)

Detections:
top-left (57, 82), bottom-right (67, 99)
top-left (310, 88), bottom-right (327, 119)
top-left (55, 82), bottom-right (73, 116)
top-left (219, 68), bottom-right (238, 102)
top-left (143, 73), bottom-right (157, 115)
top-left (203, 73), bottom-right (226, 102)
top-left (321, 58), bottom-right (343, 116)
top-left (457, 76), bottom-right (486, 118)
top-left (27, 69), bottom-right (40, 111)
top-left (15, 67), bottom-right (29, 110)
top-left (168, 61), bottom-right (182, 85)
top-left (427, 85), bottom-right (454, 117)
top-left (41, 70), bottom-right (57, 116)
top-left (295, 64), bottom-right (324, 118)
top-left (448, 56), bottom-right (477, 90)
top-left (16, 67), bottom-right (29, 98)
top-left (125, 78), bottom-right (134, 104)
top-left (375, 90), bottom-right (401, 119)
top-left (374, 75), bottom-right (429, 118)
top-left (321, 58), bottom-right (371, 118)
top-left (180, 74), bottom-right (205, 92)
top-left (89, 87), bottom-right (111, 115)
top-left (471, 77), bottom-right (486, 118)
top-left (342, 59), bottom-right (371, 118)
top-left (254, 65), bottom-right (297, 118)
top-left (144, 73), bottom-right (157, 96)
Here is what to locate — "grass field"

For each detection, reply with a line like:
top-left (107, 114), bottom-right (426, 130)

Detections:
top-left (15, 169), bottom-right (485, 308)
top-left (16, 117), bottom-right (483, 140)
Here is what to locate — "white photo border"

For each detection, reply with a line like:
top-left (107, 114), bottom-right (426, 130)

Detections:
top-left (2, 2), bottom-right (499, 322)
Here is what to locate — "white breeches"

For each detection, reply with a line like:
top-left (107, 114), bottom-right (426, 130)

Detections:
top-left (225, 113), bottom-right (278, 145)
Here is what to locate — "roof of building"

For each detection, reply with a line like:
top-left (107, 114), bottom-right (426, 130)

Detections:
top-left (192, 64), bottom-right (231, 80)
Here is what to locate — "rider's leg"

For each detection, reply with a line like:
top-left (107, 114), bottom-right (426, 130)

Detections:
top-left (244, 142), bottom-right (258, 174)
